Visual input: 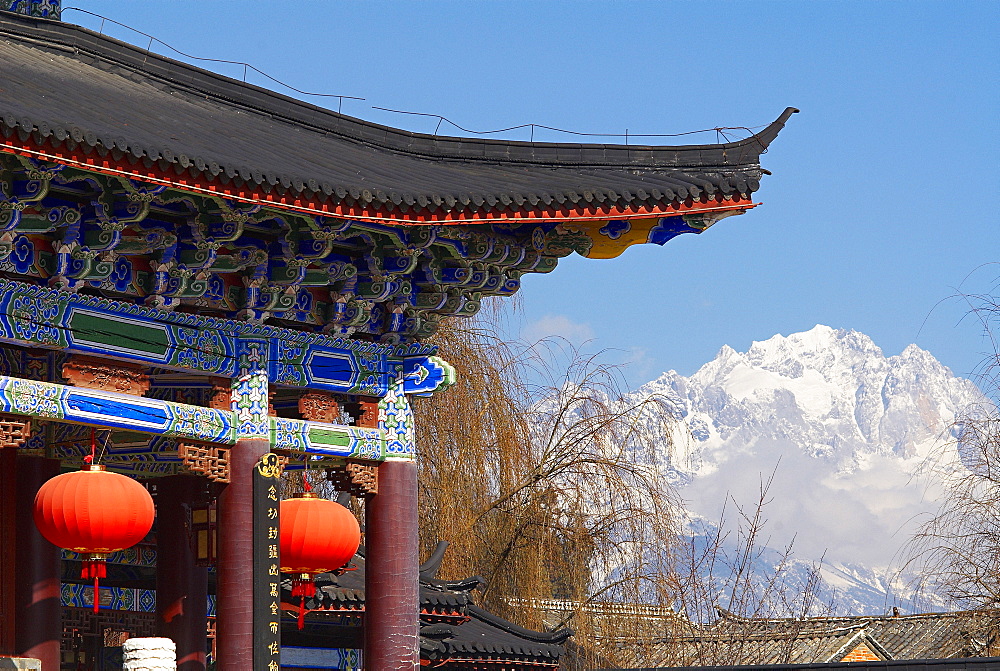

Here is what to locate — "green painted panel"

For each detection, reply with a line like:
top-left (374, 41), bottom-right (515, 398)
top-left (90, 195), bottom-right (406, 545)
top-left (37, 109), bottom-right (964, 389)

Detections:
top-left (68, 309), bottom-right (170, 358)
top-left (307, 427), bottom-right (352, 448)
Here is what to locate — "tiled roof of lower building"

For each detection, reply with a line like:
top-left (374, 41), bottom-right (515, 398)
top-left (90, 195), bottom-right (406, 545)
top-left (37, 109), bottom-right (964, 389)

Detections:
top-left (706, 609), bottom-right (1000, 661)
top-left (613, 609), bottom-right (1000, 667)
top-left (281, 545), bottom-right (572, 667)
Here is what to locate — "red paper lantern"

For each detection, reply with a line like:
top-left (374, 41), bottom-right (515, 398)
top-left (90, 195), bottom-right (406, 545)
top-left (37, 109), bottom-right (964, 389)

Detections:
top-left (280, 492), bottom-right (361, 628)
top-left (33, 464), bottom-right (155, 612)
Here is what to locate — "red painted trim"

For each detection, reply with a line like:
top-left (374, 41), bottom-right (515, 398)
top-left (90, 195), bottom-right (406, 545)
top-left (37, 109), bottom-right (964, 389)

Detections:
top-left (0, 137), bottom-right (756, 226)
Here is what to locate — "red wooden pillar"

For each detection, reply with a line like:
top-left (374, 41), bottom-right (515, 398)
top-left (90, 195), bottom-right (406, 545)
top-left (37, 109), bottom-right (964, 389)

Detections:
top-left (14, 456), bottom-right (62, 671)
top-left (364, 458), bottom-right (419, 670)
top-left (215, 339), bottom-right (272, 670)
top-left (216, 438), bottom-right (268, 670)
top-left (0, 447), bottom-right (15, 655)
top-left (156, 475), bottom-right (209, 671)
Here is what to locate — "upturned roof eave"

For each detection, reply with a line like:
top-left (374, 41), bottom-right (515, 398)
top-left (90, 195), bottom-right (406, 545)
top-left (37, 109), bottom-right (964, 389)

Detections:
top-left (0, 133), bottom-right (763, 225)
top-left (0, 11), bottom-right (795, 168)
top-left (0, 9), bottom-right (794, 223)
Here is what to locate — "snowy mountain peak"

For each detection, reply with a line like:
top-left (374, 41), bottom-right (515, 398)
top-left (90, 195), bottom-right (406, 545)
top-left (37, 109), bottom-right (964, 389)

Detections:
top-left (647, 326), bottom-right (983, 472)
top-left (632, 326), bottom-right (991, 614)
top-left (743, 326), bottom-right (885, 381)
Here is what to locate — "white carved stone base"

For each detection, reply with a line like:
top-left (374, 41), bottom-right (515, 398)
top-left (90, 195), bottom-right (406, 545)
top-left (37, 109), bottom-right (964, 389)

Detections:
top-left (122, 637), bottom-right (176, 671)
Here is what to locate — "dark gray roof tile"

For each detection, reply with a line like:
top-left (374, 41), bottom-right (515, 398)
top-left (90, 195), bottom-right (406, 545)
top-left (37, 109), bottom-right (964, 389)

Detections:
top-left (0, 11), bottom-right (794, 220)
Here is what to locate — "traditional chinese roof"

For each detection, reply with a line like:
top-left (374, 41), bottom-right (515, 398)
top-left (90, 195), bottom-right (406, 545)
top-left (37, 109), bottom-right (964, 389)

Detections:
top-left (595, 608), bottom-right (1000, 668)
top-left (0, 11), bottom-right (795, 227)
top-left (421, 605), bottom-right (569, 667)
top-left (0, 9), bottom-right (794, 338)
top-left (285, 555), bottom-right (478, 621)
top-left (282, 544), bottom-right (572, 668)
top-left (722, 610), bottom-right (1000, 661)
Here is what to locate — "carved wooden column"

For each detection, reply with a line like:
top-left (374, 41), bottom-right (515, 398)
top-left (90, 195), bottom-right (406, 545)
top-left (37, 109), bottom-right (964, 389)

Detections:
top-left (156, 475), bottom-right (209, 671)
top-left (363, 379), bottom-right (419, 670)
top-left (216, 343), bottom-right (272, 671)
top-left (5, 352), bottom-right (55, 663)
top-left (14, 455), bottom-right (61, 671)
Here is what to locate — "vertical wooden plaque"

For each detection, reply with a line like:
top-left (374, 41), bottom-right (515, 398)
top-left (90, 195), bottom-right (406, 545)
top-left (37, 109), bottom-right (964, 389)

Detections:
top-left (253, 453), bottom-right (282, 670)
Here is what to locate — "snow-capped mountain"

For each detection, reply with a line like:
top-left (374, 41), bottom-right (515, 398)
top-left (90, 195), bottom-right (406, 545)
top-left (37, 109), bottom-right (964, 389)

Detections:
top-left (636, 325), bottom-right (988, 614)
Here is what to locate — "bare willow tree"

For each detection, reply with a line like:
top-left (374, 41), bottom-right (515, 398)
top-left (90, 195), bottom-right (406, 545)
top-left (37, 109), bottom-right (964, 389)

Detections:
top-left (906, 281), bottom-right (1000, 610)
top-left (412, 305), bottom-right (842, 668)
top-left (909, 413), bottom-right (1000, 608)
top-left (413, 306), bottom-right (683, 666)
top-left (657, 469), bottom-right (833, 667)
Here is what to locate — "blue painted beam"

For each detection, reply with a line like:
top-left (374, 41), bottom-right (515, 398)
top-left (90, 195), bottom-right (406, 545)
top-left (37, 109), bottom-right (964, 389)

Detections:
top-left (280, 647), bottom-right (361, 670)
top-left (0, 373), bottom-right (404, 461)
top-left (0, 374), bottom-right (235, 443)
top-left (0, 279), bottom-right (449, 396)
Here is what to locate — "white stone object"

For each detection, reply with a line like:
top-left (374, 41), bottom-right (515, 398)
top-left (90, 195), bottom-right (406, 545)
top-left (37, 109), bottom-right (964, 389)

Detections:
top-left (122, 638), bottom-right (176, 671)
top-left (0, 659), bottom-right (42, 671)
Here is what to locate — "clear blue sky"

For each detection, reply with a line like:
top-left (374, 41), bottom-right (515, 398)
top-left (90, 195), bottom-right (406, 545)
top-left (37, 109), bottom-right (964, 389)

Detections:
top-left (66, 1), bottom-right (1000, 388)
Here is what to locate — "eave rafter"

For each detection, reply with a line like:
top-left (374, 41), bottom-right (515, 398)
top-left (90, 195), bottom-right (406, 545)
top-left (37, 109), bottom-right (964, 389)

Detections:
top-left (0, 128), bottom-right (761, 226)
top-left (0, 150), bottom-right (725, 340)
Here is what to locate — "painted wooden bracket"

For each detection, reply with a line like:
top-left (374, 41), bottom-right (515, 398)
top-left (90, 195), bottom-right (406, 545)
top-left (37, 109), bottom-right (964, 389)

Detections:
top-left (270, 417), bottom-right (387, 461)
top-left (401, 355), bottom-right (456, 396)
top-left (326, 461), bottom-right (378, 497)
top-left (0, 414), bottom-right (30, 449)
top-left (297, 391), bottom-right (339, 423)
top-left (177, 442), bottom-right (231, 483)
top-left (61, 355), bottom-right (151, 396)
top-left (0, 372), bottom-right (410, 461)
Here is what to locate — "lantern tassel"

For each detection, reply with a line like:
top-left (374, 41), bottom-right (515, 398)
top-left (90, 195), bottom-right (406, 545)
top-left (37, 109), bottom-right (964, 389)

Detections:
top-left (80, 555), bottom-right (106, 614)
top-left (291, 575), bottom-right (315, 630)
top-left (290, 578), bottom-right (315, 597)
top-left (79, 556), bottom-right (107, 579)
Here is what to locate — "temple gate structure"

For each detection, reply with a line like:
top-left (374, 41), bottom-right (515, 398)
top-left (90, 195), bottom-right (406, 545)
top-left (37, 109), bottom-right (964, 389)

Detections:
top-left (0, 2), bottom-right (794, 669)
